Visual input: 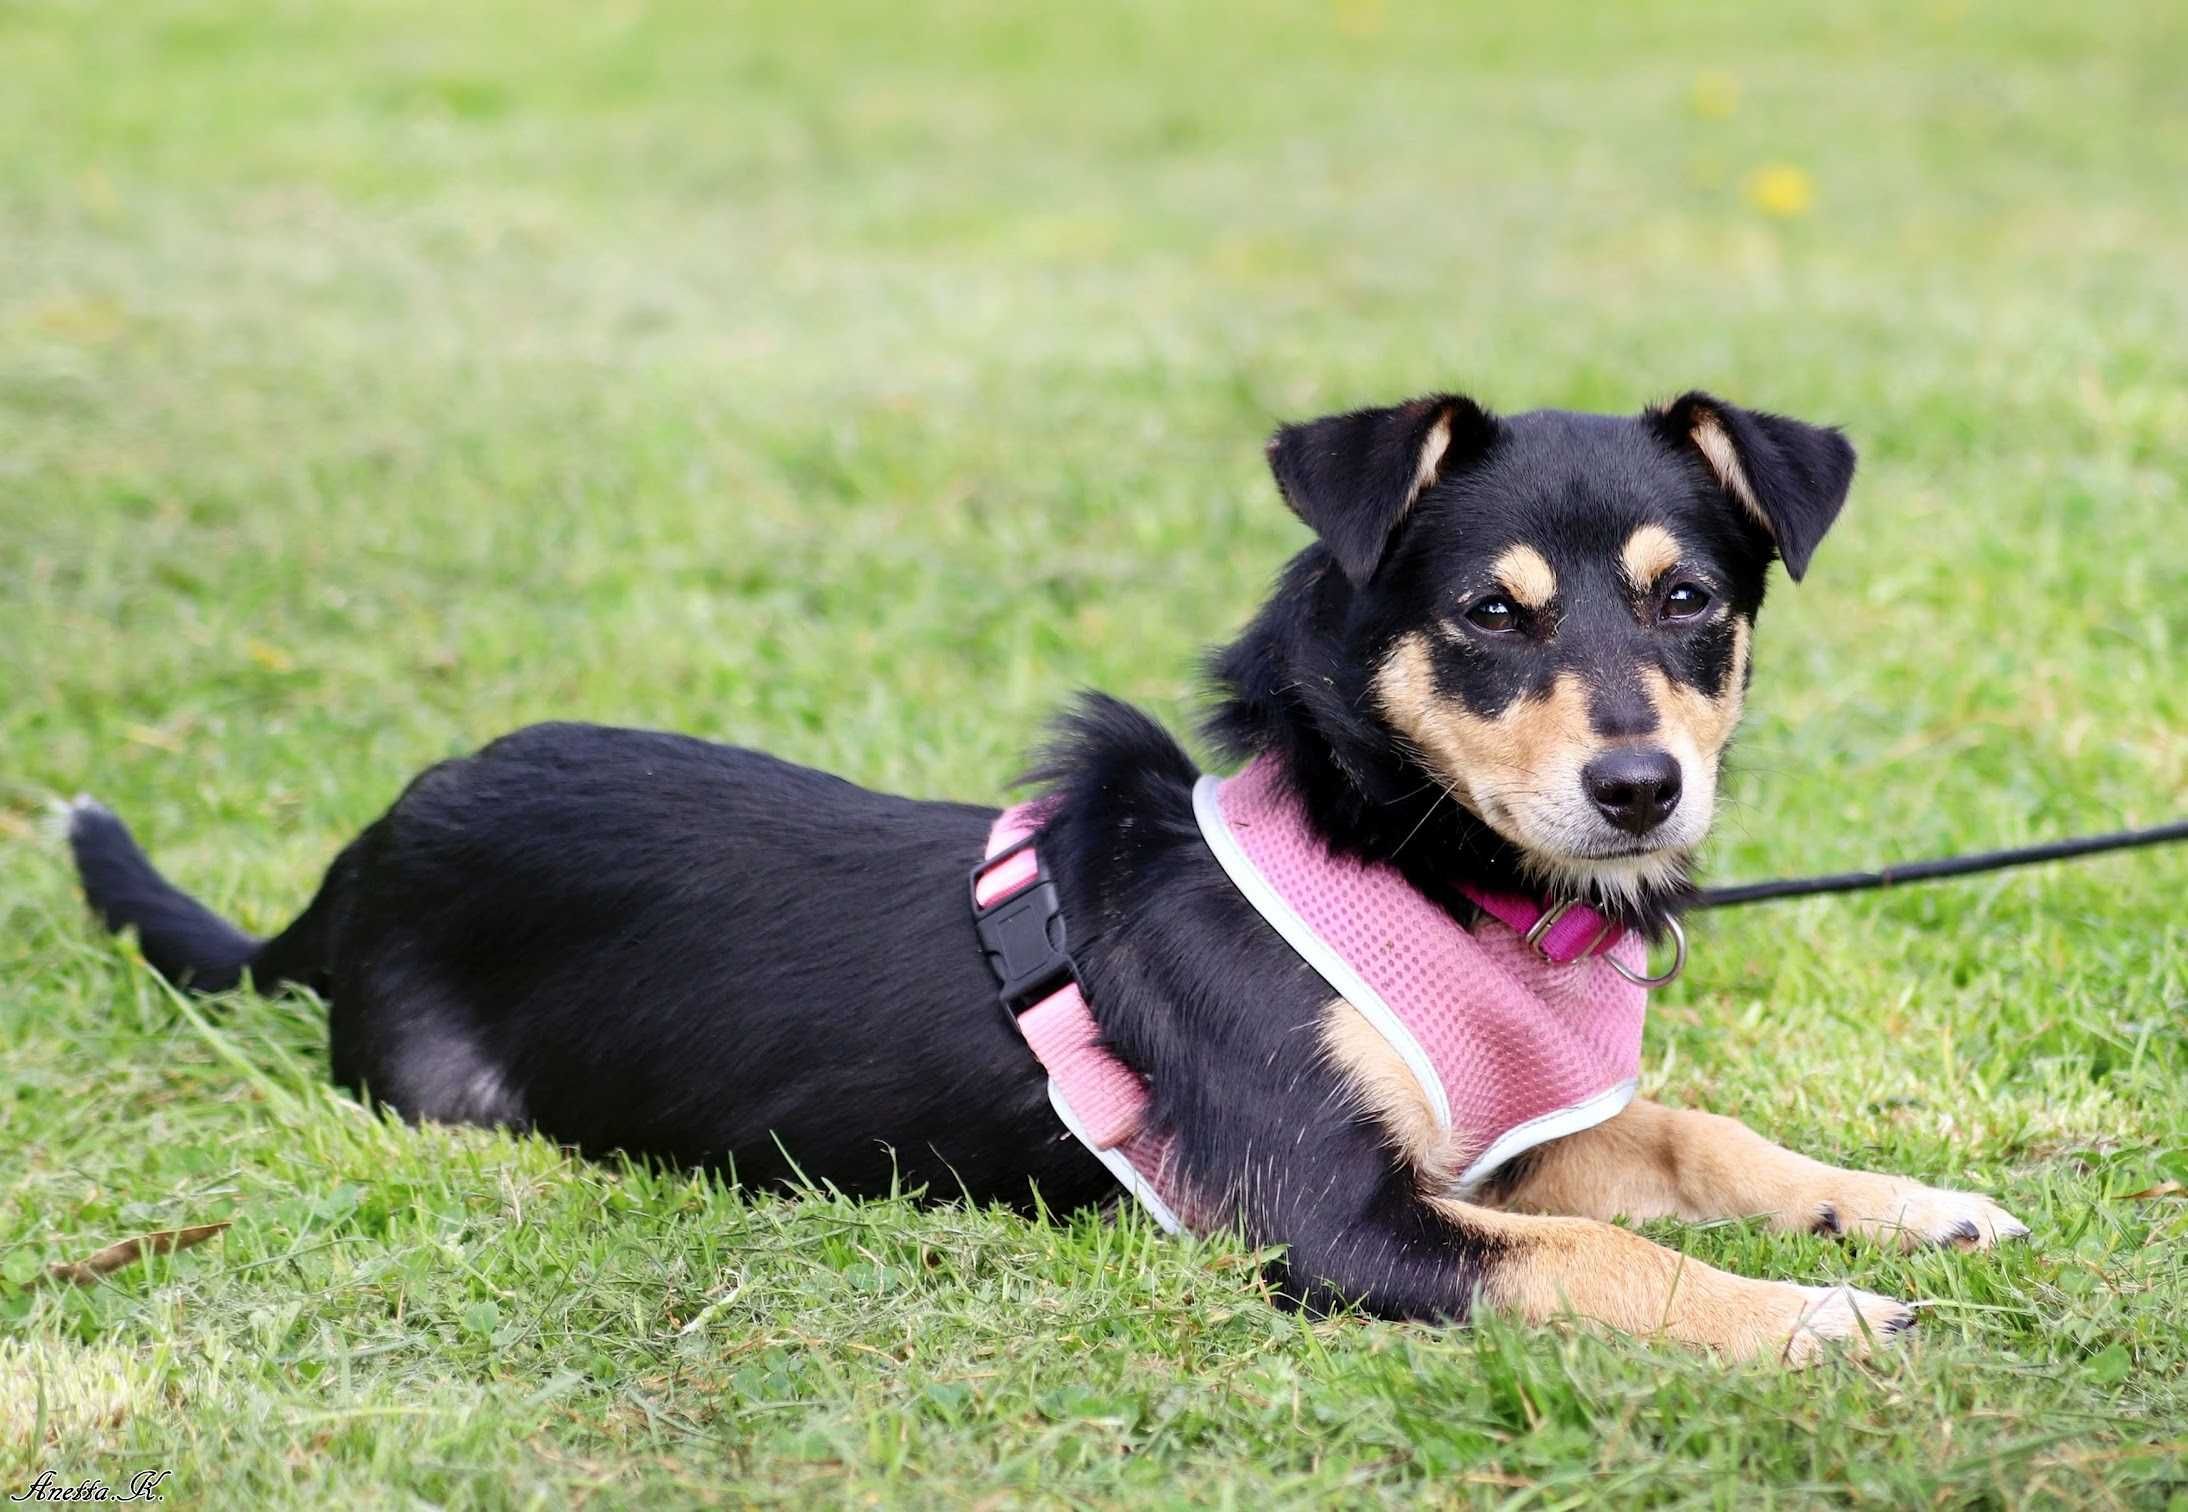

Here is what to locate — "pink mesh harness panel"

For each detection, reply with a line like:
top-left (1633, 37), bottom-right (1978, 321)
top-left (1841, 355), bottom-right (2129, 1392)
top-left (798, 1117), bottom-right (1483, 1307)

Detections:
top-left (975, 758), bottom-right (1652, 1232)
top-left (1194, 758), bottom-right (1650, 1192)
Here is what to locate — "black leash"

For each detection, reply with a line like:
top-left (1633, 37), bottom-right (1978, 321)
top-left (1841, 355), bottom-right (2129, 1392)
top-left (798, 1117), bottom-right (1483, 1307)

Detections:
top-left (1692, 819), bottom-right (2188, 910)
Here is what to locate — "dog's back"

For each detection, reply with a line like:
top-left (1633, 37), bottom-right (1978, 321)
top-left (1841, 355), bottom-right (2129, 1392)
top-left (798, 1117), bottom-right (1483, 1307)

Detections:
top-left (70, 721), bottom-right (1114, 1209)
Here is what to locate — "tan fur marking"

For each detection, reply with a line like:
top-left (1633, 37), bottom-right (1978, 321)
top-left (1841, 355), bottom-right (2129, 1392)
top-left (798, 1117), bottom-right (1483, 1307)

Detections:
top-left (1320, 999), bottom-right (1470, 1186)
top-left (1640, 617), bottom-right (1749, 760)
top-left (1410, 411), bottom-right (1454, 508)
top-left (1689, 412), bottom-right (1771, 535)
top-left (1432, 1197), bottom-right (1904, 1362)
top-left (1620, 523), bottom-right (1682, 588)
top-left (1488, 1097), bottom-right (2026, 1251)
top-left (1491, 1098), bottom-right (1820, 1227)
top-left (1490, 544), bottom-right (1558, 610)
top-left (1373, 634), bottom-right (1592, 829)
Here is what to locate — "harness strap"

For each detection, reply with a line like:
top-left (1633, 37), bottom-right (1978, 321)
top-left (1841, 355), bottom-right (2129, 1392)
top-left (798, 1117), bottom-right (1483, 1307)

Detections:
top-left (972, 807), bottom-right (1181, 1231)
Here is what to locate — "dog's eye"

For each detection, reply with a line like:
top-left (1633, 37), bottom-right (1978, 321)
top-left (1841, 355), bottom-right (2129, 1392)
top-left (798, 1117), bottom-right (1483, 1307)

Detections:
top-left (1465, 595), bottom-right (1520, 632)
top-left (1661, 583), bottom-right (1712, 622)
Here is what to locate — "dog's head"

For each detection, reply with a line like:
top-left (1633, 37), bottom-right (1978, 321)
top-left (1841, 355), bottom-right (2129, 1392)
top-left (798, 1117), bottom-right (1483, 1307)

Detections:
top-left (1215, 390), bottom-right (1854, 920)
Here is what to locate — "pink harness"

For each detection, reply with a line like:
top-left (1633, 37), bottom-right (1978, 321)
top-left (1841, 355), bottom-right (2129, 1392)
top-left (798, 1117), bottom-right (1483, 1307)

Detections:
top-left (972, 757), bottom-right (1652, 1233)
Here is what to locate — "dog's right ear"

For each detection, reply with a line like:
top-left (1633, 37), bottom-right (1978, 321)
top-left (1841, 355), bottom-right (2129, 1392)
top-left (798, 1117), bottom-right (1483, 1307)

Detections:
top-left (1650, 392), bottom-right (1856, 582)
top-left (1267, 394), bottom-right (1498, 587)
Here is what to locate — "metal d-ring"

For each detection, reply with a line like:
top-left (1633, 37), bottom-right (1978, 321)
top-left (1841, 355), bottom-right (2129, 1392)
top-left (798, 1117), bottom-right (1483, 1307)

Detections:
top-left (1526, 898), bottom-right (1637, 965)
top-left (1607, 914), bottom-right (1687, 988)
top-left (1521, 898), bottom-right (1578, 950)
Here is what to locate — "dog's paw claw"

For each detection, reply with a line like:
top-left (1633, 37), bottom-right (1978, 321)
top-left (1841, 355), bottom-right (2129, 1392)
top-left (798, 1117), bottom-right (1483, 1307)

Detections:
top-left (1827, 1185), bottom-right (2029, 1252)
top-left (1781, 1285), bottom-right (1915, 1366)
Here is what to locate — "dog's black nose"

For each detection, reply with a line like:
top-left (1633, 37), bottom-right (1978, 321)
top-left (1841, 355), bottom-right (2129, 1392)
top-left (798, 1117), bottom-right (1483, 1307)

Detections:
top-left (1583, 749), bottom-right (1683, 835)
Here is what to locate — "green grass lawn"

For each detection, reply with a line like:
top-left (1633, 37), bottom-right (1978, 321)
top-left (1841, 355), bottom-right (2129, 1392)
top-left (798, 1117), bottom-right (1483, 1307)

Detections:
top-left (4, 0), bottom-right (2185, 1503)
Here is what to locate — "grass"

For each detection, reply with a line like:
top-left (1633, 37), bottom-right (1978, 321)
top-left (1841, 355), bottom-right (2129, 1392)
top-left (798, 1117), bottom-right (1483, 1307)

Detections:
top-left (2, 0), bottom-right (2185, 1503)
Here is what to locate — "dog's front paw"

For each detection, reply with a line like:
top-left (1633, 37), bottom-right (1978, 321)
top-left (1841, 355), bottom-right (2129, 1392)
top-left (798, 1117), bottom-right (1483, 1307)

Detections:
top-left (1778, 1283), bottom-right (1916, 1367)
top-left (1816, 1180), bottom-right (2030, 1252)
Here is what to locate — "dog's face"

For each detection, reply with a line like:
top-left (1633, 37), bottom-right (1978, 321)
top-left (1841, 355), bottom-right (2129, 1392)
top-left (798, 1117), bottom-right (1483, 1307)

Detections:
top-left (1266, 391), bottom-right (1854, 904)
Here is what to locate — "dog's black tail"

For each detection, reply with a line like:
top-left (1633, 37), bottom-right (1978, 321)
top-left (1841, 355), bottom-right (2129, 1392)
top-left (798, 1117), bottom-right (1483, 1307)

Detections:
top-left (67, 799), bottom-right (325, 994)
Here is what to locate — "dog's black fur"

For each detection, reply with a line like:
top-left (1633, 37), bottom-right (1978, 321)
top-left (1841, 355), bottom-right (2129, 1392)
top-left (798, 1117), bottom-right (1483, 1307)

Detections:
top-left (70, 390), bottom-right (1854, 1320)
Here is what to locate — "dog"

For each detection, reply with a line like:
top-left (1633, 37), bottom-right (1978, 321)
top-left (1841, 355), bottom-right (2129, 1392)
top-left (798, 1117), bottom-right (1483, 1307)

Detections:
top-left (69, 389), bottom-right (2027, 1364)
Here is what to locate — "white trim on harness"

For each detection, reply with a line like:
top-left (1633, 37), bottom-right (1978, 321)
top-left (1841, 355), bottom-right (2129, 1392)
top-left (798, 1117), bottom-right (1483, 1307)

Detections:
top-left (1451, 1076), bottom-right (1636, 1194)
top-left (1191, 773), bottom-right (1453, 1132)
top-left (1046, 1082), bottom-right (1184, 1235)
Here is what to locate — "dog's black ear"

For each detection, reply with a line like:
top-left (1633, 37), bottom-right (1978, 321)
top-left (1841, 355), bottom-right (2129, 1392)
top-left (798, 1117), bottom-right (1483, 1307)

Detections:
top-left (1266, 394), bottom-right (1498, 586)
top-left (1651, 392), bottom-right (1856, 581)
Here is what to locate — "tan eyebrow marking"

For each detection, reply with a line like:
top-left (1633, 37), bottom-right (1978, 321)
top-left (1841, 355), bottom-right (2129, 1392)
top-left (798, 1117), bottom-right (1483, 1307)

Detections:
top-left (1490, 544), bottom-right (1557, 610)
top-left (1621, 524), bottom-right (1683, 587)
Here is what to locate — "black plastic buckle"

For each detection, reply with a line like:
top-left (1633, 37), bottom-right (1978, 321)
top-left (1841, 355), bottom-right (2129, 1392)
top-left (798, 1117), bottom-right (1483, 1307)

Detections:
top-left (969, 831), bottom-right (1077, 1018)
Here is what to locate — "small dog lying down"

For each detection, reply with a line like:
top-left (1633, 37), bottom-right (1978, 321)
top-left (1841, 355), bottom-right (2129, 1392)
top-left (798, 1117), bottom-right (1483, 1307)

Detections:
top-left (71, 390), bottom-right (2026, 1364)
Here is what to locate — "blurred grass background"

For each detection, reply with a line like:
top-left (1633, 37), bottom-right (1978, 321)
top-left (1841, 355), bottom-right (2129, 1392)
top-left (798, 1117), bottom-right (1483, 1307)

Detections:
top-left (2, 0), bottom-right (2184, 1504)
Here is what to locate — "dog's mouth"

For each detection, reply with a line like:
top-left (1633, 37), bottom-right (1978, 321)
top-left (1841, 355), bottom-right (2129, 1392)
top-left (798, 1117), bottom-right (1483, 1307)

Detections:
top-left (1570, 842), bottom-right (1666, 860)
top-left (1510, 843), bottom-right (1695, 908)
top-left (1433, 767), bottom-right (1709, 904)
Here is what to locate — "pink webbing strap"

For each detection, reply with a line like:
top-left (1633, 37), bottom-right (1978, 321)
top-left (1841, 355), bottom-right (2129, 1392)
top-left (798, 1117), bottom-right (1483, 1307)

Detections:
top-left (1458, 885), bottom-right (1626, 964)
top-left (974, 806), bottom-right (1151, 1151)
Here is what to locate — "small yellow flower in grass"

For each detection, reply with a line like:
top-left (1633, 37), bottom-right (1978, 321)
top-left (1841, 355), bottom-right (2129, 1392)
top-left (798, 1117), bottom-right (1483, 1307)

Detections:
top-left (246, 639), bottom-right (295, 672)
top-left (1745, 164), bottom-right (1815, 218)
top-left (1333, 0), bottom-right (1384, 38)
top-left (1690, 71), bottom-right (1740, 119)
top-left (33, 296), bottom-right (126, 345)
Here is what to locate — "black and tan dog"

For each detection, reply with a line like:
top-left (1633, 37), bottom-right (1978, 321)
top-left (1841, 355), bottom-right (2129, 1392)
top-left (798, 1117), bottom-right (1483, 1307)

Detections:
top-left (70, 390), bottom-right (2025, 1364)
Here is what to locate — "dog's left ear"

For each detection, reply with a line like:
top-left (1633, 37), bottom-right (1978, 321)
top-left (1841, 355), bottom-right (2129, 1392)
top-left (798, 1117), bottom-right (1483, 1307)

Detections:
top-left (1651, 392), bottom-right (1856, 581)
top-left (1267, 394), bottom-right (1498, 587)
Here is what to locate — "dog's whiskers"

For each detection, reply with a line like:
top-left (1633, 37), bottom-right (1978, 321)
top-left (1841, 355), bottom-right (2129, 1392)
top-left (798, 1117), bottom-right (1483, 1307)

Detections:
top-left (1389, 776), bottom-right (1456, 861)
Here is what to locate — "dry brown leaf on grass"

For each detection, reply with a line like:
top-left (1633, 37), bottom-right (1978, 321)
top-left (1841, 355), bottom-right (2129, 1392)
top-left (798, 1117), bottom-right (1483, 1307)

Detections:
top-left (2120, 1181), bottom-right (2184, 1201)
top-left (45, 1222), bottom-right (231, 1286)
